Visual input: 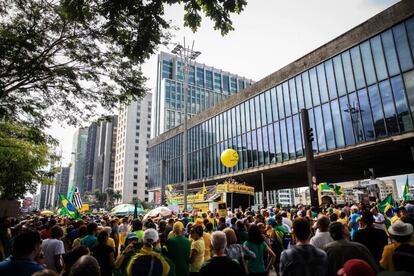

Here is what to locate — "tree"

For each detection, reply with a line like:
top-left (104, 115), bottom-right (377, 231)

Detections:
top-left (0, 0), bottom-right (247, 128)
top-left (0, 121), bottom-right (56, 199)
top-left (106, 188), bottom-right (122, 209)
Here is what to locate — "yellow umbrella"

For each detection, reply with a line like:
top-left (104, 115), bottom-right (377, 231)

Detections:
top-left (40, 210), bottom-right (54, 216)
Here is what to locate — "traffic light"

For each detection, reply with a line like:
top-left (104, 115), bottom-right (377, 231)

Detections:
top-left (306, 127), bottom-right (314, 143)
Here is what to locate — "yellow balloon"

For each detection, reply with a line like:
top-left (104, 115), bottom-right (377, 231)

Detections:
top-left (220, 149), bottom-right (239, 168)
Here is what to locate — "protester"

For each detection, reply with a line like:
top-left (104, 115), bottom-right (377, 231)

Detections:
top-left (114, 233), bottom-right (140, 276)
top-left (223, 227), bottom-right (247, 272)
top-left (61, 245), bottom-right (90, 276)
top-left (279, 217), bottom-right (328, 276)
top-left (348, 206), bottom-right (360, 240)
top-left (243, 224), bottom-right (276, 276)
top-left (353, 211), bottom-right (388, 264)
top-left (189, 224), bottom-right (205, 275)
top-left (164, 221), bottom-right (190, 276)
top-left (91, 230), bottom-right (115, 276)
top-left (41, 225), bottom-right (65, 272)
top-left (72, 225), bottom-right (87, 248)
top-left (127, 228), bottom-right (171, 276)
top-left (69, 255), bottom-right (100, 276)
top-left (324, 222), bottom-right (379, 276)
top-left (81, 222), bottom-right (98, 249)
top-left (199, 231), bottom-right (245, 276)
top-left (310, 215), bottom-right (333, 250)
top-left (337, 259), bottom-right (376, 276)
top-left (380, 220), bottom-right (414, 271)
top-left (0, 217), bottom-right (11, 261)
top-left (0, 229), bottom-right (44, 276)
top-left (371, 207), bottom-right (386, 231)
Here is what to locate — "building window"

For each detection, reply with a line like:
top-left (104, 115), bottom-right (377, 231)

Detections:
top-left (135, 153), bottom-right (138, 157)
top-left (133, 182), bottom-right (137, 187)
top-left (134, 168), bottom-right (138, 172)
top-left (134, 175), bottom-right (137, 179)
top-left (133, 190), bottom-right (137, 194)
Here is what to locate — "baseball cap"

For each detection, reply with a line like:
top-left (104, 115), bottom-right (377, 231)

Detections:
top-left (173, 221), bottom-right (184, 231)
top-left (337, 259), bottom-right (375, 276)
top-left (143, 228), bottom-right (159, 244)
top-left (126, 233), bottom-right (139, 241)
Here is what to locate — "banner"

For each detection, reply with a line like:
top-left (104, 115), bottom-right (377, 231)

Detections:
top-left (216, 183), bottom-right (254, 195)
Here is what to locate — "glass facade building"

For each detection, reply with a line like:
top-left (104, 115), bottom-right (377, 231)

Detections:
top-left (149, 12), bottom-right (414, 191)
top-left (151, 52), bottom-right (254, 137)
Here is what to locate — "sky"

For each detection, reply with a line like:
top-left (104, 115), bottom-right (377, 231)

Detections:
top-left (47, 0), bottom-right (413, 195)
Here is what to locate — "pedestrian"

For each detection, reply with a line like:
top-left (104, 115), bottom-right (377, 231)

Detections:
top-left (72, 225), bottom-right (87, 248)
top-left (348, 206), bottom-right (360, 240)
top-left (324, 222), bottom-right (379, 276)
top-left (91, 230), bottom-right (115, 276)
top-left (41, 225), bottom-right (65, 273)
top-left (127, 228), bottom-right (171, 276)
top-left (69, 255), bottom-right (100, 276)
top-left (80, 222), bottom-right (98, 249)
top-left (0, 229), bottom-right (44, 276)
top-left (61, 245), bottom-right (89, 276)
top-left (380, 220), bottom-right (414, 271)
top-left (243, 224), bottom-right (276, 276)
top-left (337, 259), bottom-right (376, 276)
top-left (310, 215), bottom-right (333, 250)
top-left (165, 222), bottom-right (191, 276)
top-left (223, 227), bottom-right (247, 273)
top-left (189, 224), bottom-right (205, 275)
top-left (199, 231), bottom-right (245, 276)
top-left (279, 218), bottom-right (328, 276)
top-left (353, 211), bottom-right (388, 264)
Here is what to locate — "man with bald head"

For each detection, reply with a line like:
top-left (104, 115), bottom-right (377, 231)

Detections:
top-left (69, 255), bottom-right (100, 276)
top-left (199, 231), bottom-right (245, 276)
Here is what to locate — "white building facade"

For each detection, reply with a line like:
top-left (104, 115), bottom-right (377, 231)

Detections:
top-left (114, 94), bottom-right (152, 203)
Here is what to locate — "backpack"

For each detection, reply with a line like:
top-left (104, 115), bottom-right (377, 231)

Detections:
top-left (392, 244), bottom-right (414, 274)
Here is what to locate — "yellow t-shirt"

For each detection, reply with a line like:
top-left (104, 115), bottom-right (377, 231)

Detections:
top-left (72, 237), bottom-right (82, 248)
top-left (380, 242), bottom-right (400, 271)
top-left (106, 237), bottom-right (115, 249)
top-left (337, 218), bottom-right (348, 225)
top-left (203, 232), bottom-right (212, 261)
top-left (190, 238), bottom-right (205, 272)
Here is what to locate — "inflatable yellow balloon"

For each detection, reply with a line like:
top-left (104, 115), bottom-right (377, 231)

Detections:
top-left (220, 149), bottom-right (239, 168)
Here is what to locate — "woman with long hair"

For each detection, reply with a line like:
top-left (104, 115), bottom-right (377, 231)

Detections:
top-left (243, 224), bottom-right (276, 276)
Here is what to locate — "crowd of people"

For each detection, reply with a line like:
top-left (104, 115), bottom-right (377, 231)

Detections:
top-left (0, 202), bottom-right (413, 276)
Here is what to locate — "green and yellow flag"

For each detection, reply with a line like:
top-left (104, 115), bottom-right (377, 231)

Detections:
top-left (378, 193), bottom-right (399, 230)
top-left (403, 176), bottom-right (410, 201)
top-left (318, 182), bottom-right (343, 196)
top-left (59, 193), bottom-right (80, 219)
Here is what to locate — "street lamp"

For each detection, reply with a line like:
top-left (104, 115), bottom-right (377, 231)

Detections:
top-left (171, 39), bottom-right (201, 211)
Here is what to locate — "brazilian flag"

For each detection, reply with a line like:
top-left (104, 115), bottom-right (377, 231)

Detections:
top-left (59, 193), bottom-right (80, 219)
top-left (378, 193), bottom-right (399, 231)
top-left (403, 176), bottom-right (410, 201)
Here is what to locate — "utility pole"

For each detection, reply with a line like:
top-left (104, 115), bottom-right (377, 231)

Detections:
top-left (300, 109), bottom-right (319, 207)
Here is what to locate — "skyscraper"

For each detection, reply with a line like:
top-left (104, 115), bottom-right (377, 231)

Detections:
top-left (84, 123), bottom-right (99, 193)
top-left (93, 115), bottom-right (118, 192)
top-left (151, 51), bottom-right (254, 137)
top-left (69, 128), bottom-right (88, 194)
top-left (114, 94), bottom-right (152, 204)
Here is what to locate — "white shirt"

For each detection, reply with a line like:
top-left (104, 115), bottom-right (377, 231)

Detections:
top-left (310, 231), bottom-right (333, 250)
top-left (373, 213), bottom-right (386, 231)
top-left (41, 238), bottom-right (65, 271)
top-left (282, 217), bottom-right (293, 228)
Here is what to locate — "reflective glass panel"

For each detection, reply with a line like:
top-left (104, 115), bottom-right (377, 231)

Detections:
top-left (283, 82), bottom-right (291, 117)
top-left (251, 130), bottom-right (258, 166)
top-left (277, 85), bottom-right (285, 118)
top-left (350, 46), bottom-right (365, 89)
top-left (257, 127), bottom-right (264, 165)
top-left (245, 101), bottom-right (251, 132)
top-left (296, 75), bottom-right (305, 110)
top-left (360, 41), bottom-right (377, 86)
top-left (368, 84), bottom-right (387, 137)
top-left (265, 90), bottom-right (273, 124)
top-left (333, 55), bottom-right (347, 96)
top-left (330, 100), bottom-right (345, 147)
top-left (260, 93), bottom-right (267, 126)
top-left (325, 60), bottom-right (338, 100)
top-left (280, 119), bottom-right (289, 161)
top-left (393, 23), bottom-right (413, 72)
top-left (286, 117), bottom-right (295, 159)
top-left (317, 64), bottom-right (329, 103)
top-left (322, 103), bottom-right (335, 150)
top-left (293, 114), bottom-right (303, 157)
top-left (289, 79), bottom-right (298, 114)
top-left (370, 36), bottom-right (388, 81)
top-left (382, 30), bottom-right (400, 76)
top-left (250, 98), bottom-right (257, 130)
top-left (309, 68), bottom-right (320, 106)
top-left (314, 106), bottom-right (326, 152)
top-left (262, 126), bottom-right (270, 164)
top-left (348, 92), bottom-right (364, 142)
top-left (406, 18), bottom-right (414, 58)
top-left (357, 89), bottom-right (375, 140)
top-left (342, 51), bottom-right (356, 93)
top-left (268, 124), bottom-right (276, 163)
top-left (302, 71), bottom-right (313, 108)
top-left (273, 122), bottom-right (282, 162)
top-left (339, 96), bottom-right (355, 145)
top-left (391, 75), bottom-right (413, 131)
top-left (379, 80), bottom-right (399, 135)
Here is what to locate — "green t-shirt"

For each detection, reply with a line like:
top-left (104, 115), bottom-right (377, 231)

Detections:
top-left (243, 241), bottom-right (266, 273)
top-left (80, 234), bottom-right (97, 249)
top-left (165, 235), bottom-right (191, 276)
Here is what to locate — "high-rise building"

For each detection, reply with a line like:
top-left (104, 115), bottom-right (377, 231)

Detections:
top-left (114, 94), bottom-right (152, 204)
top-left (152, 52), bottom-right (254, 137)
top-left (84, 123), bottom-right (99, 193)
top-left (93, 116), bottom-right (118, 192)
top-left (52, 166), bottom-right (70, 207)
top-left (69, 128), bottom-right (88, 194)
